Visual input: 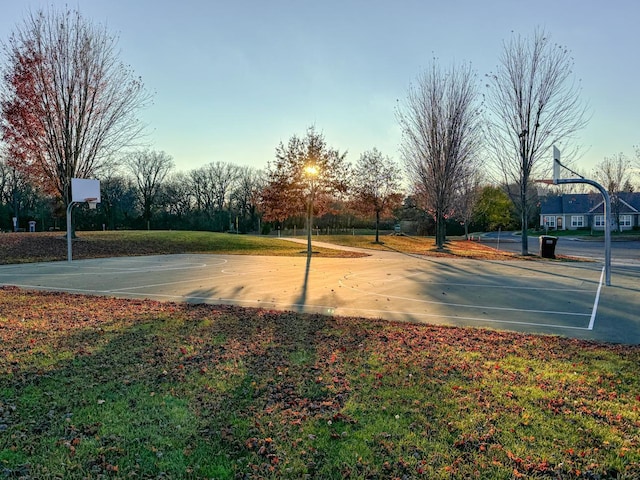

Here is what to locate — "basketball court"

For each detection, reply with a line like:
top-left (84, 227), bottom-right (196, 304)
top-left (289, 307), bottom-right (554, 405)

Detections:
top-left (3, 155), bottom-right (635, 343)
top-left (1, 249), bottom-right (638, 344)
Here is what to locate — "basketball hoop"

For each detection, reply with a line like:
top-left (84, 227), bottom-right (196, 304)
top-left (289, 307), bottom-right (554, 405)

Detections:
top-left (68, 179), bottom-right (101, 262)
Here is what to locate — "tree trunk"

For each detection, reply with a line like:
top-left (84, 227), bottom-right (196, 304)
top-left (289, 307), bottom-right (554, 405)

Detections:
top-left (520, 183), bottom-right (528, 255)
top-left (375, 210), bottom-right (380, 243)
top-left (306, 200), bottom-right (313, 256)
top-left (435, 210), bottom-right (446, 249)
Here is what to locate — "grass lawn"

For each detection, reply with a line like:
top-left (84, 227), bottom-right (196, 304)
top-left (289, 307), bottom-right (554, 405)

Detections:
top-left (0, 231), bottom-right (367, 264)
top-left (1, 289), bottom-right (639, 479)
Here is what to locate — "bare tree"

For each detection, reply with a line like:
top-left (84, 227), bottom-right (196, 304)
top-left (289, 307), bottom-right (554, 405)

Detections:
top-left (100, 171), bottom-right (136, 230)
top-left (351, 148), bottom-right (404, 243)
top-left (453, 166), bottom-right (483, 239)
top-left (0, 7), bottom-right (150, 207)
top-left (594, 153), bottom-right (633, 193)
top-left (161, 172), bottom-right (193, 221)
top-left (398, 61), bottom-right (483, 249)
top-left (485, 28), bottom-right (589, 254)
top-left (230, 166), bottom-right (264, 233)
top-left (635, 146), bottom-right (640, 181)
top-left (593, 153), bottom-right (634, 232)
top-left (127, 150), bottom-right (174, 230)
top-left (185, 161), bottom-right (240, 231)
top-left (188, 167), bottom-right (213, 214)
top-left (0, 156), bottom-right (26, 230)
top-left (205, 161), bottom-right (240, 230)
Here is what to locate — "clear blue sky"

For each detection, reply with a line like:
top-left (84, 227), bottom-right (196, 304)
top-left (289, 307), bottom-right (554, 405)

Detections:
top-left (2, 0), bottom-right (639, 174)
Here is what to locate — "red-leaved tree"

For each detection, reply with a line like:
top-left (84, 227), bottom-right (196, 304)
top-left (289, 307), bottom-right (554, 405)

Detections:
top-left (0, 7), bottom-right (150, 206)
top-left (260, 126), bottom-right (349, 254)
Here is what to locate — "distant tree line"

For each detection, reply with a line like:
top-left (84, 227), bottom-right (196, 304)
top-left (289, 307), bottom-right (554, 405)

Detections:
top-left (0, 143), bottom-right (525, 236)
top-left (0, 155), bottom-right (268, 234)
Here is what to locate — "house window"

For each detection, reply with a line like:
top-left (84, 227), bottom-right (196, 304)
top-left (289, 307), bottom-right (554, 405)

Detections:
top-left (620, 215), bottom-right (632, 227)
top-left (594, 215), bottom-right (605, 227)
top-left (571, 216), bottom-right (584, 228)
top-left (544, 216), bottom-right (556, 228)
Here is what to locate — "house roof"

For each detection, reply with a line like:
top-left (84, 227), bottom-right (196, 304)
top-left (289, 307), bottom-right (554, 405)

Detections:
top-left (540, 194), bottom-right (597, 215)
top-left (619, 192), bottom-right (640, 212)
top-left (540, 196), bottom-right (562, 214)
top-left (540, 192), bottom-right (640, 215)
top-left (563, 195), bottom-right (596, 214)
top-left (589, 192), bottom-right (640, 214)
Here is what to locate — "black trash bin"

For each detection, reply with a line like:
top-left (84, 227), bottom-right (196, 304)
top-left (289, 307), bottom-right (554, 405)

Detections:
top-left (539, 235), bottom-right (558, 259)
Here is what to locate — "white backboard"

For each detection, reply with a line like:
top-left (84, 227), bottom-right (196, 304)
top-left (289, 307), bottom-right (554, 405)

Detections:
top-left (71, 178), bottom-right (101, 203)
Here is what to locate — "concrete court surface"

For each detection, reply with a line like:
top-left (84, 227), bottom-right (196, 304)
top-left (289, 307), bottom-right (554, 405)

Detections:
top-left (0, 246), bottom-right (638, 344)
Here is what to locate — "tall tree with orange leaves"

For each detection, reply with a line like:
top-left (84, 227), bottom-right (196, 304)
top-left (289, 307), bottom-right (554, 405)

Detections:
top-left (0, 7), bottom-right (150, 206)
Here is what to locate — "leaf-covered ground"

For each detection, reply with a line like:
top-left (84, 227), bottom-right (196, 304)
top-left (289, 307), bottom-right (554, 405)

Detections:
top-left (287, 234), bottom-right (585, 262)
top-left (1, 287), bottom-right (638, 479)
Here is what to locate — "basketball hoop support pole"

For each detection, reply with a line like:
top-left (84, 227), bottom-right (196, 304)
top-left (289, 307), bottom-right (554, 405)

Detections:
top-left (66, 201), bottom-right (77, 262)
top-left (554, 177), bottom-right (611, 286)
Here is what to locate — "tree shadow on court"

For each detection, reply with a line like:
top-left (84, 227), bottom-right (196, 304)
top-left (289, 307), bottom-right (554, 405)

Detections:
top-left (293, 254), bottom-right (313, 312)
top-left (180, 252), bottom-right (315, 313)
top-left (485, 259), bottom-right (603, 287)
top-left (398, 257), bottom-right (602, 339)
top-left (181, 285), bottom-right (249, 305)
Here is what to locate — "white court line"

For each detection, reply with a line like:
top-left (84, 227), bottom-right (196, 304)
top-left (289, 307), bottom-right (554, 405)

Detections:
top-left (333, 306), bottom-right (594, 331)
top-left (3, 281), bottom-right (594, 332)
top-left (1, 284), bottom-right (117, 295)
top-left (0, 266), bottom-right (209, 276)
top-left (408, 281), bottom-right (595, 292)
top-left (340, 281), bottom-right (591, 318)
top-left (343, 266), bottom-right (602, 283)
top-left (108, 275), bottom-right (231, 292)
top-left (6, 285), bottom-right (591, 331)
top-left (0, 260), bottom-right (220, 277)
top-left (124, 293), bottom-right (594, 331)
top-left (588, 267), bottom-right (605, 330)
top-left (85, 263), bottom-right (211, 272)
top-left (2, 269), bottom-right (244, 294)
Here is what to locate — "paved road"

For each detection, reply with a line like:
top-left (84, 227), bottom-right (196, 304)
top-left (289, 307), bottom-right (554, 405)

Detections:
top-left (1, 242), bottom-right (638, 345)
top-left (481, 231), bottom-right (640, 264)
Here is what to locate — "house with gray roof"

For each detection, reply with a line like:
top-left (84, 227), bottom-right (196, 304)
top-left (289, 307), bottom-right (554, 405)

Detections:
top-left (539, 192), bottom-right (640, 231)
